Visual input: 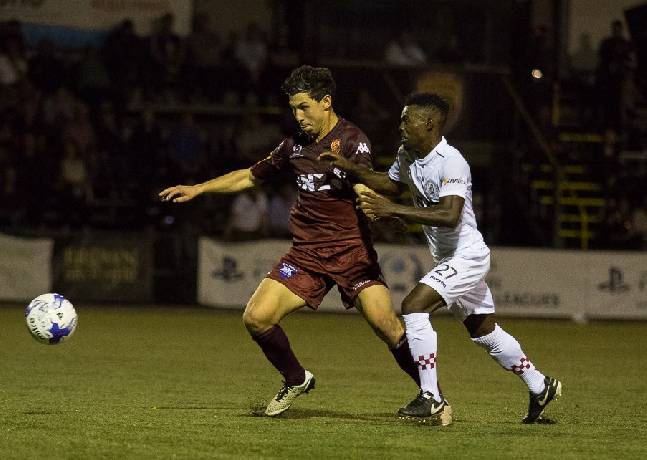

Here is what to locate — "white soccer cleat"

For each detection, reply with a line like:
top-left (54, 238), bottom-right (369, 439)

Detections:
top-left (265, 370), bottom-right (316, 417)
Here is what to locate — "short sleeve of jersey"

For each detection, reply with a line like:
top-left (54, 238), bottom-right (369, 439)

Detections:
top-left (439, 154), bottom-right (470, 198)
top-left (250, 139), bottom-right (291, 180)
top-left (388, 147), bottom-right (407, 183)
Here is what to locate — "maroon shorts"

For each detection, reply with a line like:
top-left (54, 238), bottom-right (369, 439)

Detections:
top-left (267, 241), bottom-right (386, 310)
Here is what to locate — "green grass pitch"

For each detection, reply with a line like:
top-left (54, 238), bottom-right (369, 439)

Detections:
top-left (1, 306), bottom-right (646, 459)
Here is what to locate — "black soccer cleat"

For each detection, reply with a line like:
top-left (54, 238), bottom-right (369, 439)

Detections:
top-left (398, 391), bottom-right (453, 426)
top-left (523, 376), bottom-right (562, 424)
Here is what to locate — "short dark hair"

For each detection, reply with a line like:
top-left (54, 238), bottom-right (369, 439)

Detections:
top-left (405, 92), bottom-right (450, 122)
top-left (281, 65), bottom-right (336, 101)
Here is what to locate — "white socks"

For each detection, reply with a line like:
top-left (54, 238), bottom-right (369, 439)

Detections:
top-left (403, 312), bottom-right (441, 401)
top-left (472, 324), bottom-right (546, 394)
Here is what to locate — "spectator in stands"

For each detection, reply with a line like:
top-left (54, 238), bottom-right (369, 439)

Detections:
top-left (64, 102), bottom-right (96, 157)
top-left (597, 20), bottom-right (634, 131)
top-left (28, 39), bottom-right (65, 95)
top-left (75, 46), bottom-right (113, 105)
top-left (223, 188), bottom-right (269, 241)
top-left (130, 108), bottom-right (164, 194)
top-left (630, 196), bottom-right (647, 250)
top-left (102, 20), bottom-right (144, 91)
top-left (384, 32), bottom-right (427, 66)
top-left (0, 144), bottom-right (17, 224)
top-left (150, 13), bottom-right (185, 100)
top-left (59, 138), bottom-right (93, 207)
top-left (234, 112), bottom-right (281, 165)
top-left (43, 87), bottom-right (77, 126)
top-left (166, 112), bottom-right (205, 182)
top-left (234, 23), bottom-right (268, 87)
top-left (186, 14), bottom-right (222, 102)
top-left (0, 33), bottom-right (28, 86)
top-left (600, 196), bottom-right (634, 249)
top-left (268, 183), bottom-right (296, 239)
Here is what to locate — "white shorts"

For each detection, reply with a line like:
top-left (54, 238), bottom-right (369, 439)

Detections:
top-left (420, 247), bottom-right (495, 319)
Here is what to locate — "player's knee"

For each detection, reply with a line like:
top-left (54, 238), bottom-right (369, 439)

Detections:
top-left (242, 307), bottom-right (271, 334)
top-left (401, 295), bottom-right (425, 315)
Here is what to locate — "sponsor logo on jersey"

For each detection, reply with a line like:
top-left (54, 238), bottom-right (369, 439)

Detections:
top-left (279, 262), bottom-right (299, 279)
top-left (356, 142), bottom-right (370, 155)
top-left (353, 279), bottom-right (372, 291)
top-left (290, 144), bottom-right (303, 158)
top-left (296, 173), bottom-right (332, 192)
top-left (442, 177), bottom-right (466, 185)
top-left (331, 138), bottom-right (341, 153)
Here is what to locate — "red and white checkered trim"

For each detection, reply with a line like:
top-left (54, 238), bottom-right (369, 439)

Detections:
top-left (511, 356), bottom-right (532, 375)
top-left (416, 353), bottom-right (436, 370)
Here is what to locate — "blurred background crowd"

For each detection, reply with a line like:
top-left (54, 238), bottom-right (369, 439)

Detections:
top-left (0, 0), bottom-right (646, 251)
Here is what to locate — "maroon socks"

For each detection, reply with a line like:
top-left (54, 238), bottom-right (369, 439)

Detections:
top-left (252, 325), bottom-right (306, 386)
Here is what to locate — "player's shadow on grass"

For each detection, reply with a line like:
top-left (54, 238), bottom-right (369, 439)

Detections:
top-left (247, 406), bottom-right (395, 422)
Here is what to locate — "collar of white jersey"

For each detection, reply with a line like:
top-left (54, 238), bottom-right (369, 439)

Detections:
top-left (415, 136), bottom-right (448, 165)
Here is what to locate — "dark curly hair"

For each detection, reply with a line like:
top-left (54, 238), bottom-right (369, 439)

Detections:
top-left (405, 92), bottom-right (450, 124)
top-left (281, 65), bottom-right (336, 101)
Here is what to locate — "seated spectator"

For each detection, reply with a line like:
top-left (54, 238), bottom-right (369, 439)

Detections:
top-left (268, 183), bottom-right (296, 238)
top-left (234, 113), bottom-right (281, 165)
top-left (224, 188), bottom-right (269, 241)
top-left (166, 112), bottom-right (206, 182)
top-left (630, 196), bottom-right (647, 250)
top-left (384, 32), bottom-right (427, 66)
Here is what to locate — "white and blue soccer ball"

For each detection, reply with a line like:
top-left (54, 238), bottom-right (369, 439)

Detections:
top-left (25, 293), bottom-right (78, 344)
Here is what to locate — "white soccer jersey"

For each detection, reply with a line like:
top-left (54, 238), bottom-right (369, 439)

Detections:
top-left (388, 137), bottom-right (486, 260)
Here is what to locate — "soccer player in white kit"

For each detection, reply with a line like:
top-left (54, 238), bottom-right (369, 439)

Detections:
top-left (320, 92), bottom-right (562, 424)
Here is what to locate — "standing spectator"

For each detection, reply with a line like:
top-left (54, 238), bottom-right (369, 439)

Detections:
top-left (75, 46), bottom-right (113, 105)
top-left (150, 13), bottom-right (185, 100)
top-left (597, 20), bottom-right (634, 130)
top-left (235, 23), bottom-right (268, 88)
top-left (186, 14), bottom-right (222, 102)
top-left (58, 138), bottom-right (93, 227)
top-left (384, 32), bottom-right (427, 66)
top-left (28, 39), bottom-right (66, 95)
top-left (102, 20), bottom-right (144, 88)
top-left (0, 34), bottom-right (28, 86)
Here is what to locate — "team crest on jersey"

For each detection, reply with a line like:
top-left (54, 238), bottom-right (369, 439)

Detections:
top-left (330, 138), bottom-right (341, 153)
top-left (290, 144), bottom-right (303, 158)
top-left (356, 142), bottom-right (370, 155)
top-left (279, 262), bottom-right (299, 279)
top-left (424, 181), bottom-right (439, 200)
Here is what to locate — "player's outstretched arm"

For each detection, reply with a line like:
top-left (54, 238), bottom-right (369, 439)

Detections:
top-left (159, 168), bottom-right (256, 203)
top-left (358, 191), bottom-right (464, 228)
top-left (318, 151), bottom-right (402, 196)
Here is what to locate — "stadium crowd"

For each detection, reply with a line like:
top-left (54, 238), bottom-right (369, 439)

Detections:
top-left (0, 14), bottom-right (646, 249)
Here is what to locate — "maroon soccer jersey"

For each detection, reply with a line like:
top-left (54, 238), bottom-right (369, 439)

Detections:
top-left (251, 118), bottom-right (373, 245)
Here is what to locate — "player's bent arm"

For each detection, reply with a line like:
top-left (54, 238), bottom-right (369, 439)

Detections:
top-left (350, 168), bottom-right (404, 196)
top-left (197, 168), bottom-right (257, 195)
top-left (319, 151), bottom-right (403, 196)
top-left (390, 195), bottom-right (464, 228)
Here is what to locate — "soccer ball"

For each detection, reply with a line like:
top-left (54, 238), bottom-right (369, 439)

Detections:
top-left (25, 293), bottom-right (78, 344)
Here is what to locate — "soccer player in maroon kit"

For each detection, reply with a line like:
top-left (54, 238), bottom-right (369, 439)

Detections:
top-left (160, 66), bottom-right (422, 417)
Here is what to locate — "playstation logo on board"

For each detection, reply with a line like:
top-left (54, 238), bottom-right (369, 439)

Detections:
top-left (598, 267), bottom-right (629, 293)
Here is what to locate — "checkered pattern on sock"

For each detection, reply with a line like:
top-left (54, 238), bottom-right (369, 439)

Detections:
top-left (472, 324), bottom-right (545, 394)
